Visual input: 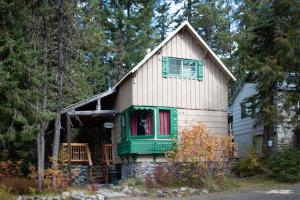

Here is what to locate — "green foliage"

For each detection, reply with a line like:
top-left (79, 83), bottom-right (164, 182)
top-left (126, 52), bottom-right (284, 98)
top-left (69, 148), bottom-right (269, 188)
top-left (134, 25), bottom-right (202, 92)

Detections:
top-left (0, 177), bottom-right (36, 195)
top-left (119, 178), bottom-right (145, 188)
top-left (233, 147), bottom-right (266, 177)
top-left (0, 185), bottom-right (15, 200)
top-left (237, 0), bottom-right (300, 132)
top-left (203, 174), bottom-right (241, 192)
top-left (269, 147), bottom-right (300, 183)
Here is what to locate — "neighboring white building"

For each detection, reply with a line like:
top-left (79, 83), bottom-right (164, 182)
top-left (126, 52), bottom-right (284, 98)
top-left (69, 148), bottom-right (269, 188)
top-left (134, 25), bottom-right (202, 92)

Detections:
top-left (230, 82), bottom-right (297, 157)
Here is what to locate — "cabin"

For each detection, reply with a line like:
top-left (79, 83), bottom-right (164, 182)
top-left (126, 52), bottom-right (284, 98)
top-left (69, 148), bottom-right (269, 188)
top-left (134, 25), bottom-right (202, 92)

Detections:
top-left (230, 81), bottom-right (298, 157)
top-left (54, 21), bottom-right (236, 185)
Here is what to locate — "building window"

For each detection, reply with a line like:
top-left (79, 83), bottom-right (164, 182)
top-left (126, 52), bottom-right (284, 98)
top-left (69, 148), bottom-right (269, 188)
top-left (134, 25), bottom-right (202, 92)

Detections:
top-left (162, 56), bottom-right (203, 80)
top-left (159, 110), bottom-right (170, 135)
top-left (241, 102), bottom-right (253, 119)
top-left (121, 106), bottom-right (178, 140)
top-left (130, 111), bottom-right (153, 136)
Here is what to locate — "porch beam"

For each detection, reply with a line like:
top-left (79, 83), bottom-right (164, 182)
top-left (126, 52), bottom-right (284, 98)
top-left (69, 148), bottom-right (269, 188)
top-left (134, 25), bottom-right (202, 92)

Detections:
top-left (69, 110), bottom-right (117, 116)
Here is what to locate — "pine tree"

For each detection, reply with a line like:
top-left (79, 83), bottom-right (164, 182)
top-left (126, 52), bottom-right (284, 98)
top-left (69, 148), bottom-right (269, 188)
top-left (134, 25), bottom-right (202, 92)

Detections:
top-left (237, 0), bottom-right (300, 155)
top-left (174, 0), bottom-right (236, 58)
top-left (154, 0), bottom-right (172, 43)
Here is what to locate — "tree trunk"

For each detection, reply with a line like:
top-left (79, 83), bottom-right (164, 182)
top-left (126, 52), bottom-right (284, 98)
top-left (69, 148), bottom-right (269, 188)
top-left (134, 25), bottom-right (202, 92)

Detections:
top-left (37, 16), bottom-right (49, 192)
top-left (52, 0), bottom-right (65, 190)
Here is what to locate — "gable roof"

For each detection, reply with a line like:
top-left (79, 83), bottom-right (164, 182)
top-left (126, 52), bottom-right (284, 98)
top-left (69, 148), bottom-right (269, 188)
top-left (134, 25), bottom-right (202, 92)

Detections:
top-left (114, 21), bottom-right (236, 89)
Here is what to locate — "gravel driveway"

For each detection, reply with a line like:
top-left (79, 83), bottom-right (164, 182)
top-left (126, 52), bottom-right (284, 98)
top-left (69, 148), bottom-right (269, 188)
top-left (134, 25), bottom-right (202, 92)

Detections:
top-left (112, 182), bottom-right (300, 200)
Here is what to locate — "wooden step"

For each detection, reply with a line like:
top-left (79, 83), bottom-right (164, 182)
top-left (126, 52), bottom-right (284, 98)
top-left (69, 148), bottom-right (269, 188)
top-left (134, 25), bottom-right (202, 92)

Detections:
top-left (89, 164), bottom-right (109, 185)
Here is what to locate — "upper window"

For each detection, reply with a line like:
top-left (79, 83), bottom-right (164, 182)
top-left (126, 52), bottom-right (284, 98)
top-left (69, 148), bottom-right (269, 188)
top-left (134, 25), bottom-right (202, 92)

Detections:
top-left (241, 102), bottom-right (253, 119)
top-left (130, 111), bottom-right (153, 136)
top-left (162, 56), bottom-right (203, 80)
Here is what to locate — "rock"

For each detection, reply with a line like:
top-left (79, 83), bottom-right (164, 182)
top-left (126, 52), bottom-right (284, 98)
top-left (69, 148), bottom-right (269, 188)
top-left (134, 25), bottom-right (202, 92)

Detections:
top-left (157, 190), bottom-right (166, 198)
top-left (61, 192), bottom-right (71, 200)
top-left (46, 197), bottom-right (53, 200)
top-left (189, 188), bottom-right (198, 194)
top-left (70, 191), bottom-right (84, 200)
top-left (180, 187), bottom-right (188, 192)
top-left (95, 194), bottom-right (105, 200)
top-left (53, 196), bottom-right (61, 200)
top-left (16, 196), bottom-right (22, 200)
top-left (142, 191), bottom-right (149, 196)
top-left (201, 189), bottom-right (209, 193)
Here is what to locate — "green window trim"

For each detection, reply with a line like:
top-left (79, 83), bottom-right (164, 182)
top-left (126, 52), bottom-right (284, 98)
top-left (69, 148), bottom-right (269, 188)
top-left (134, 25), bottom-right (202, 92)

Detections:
top-left (162, 56), bottom-right (204, 80)
top-left (120, 106), bottom-right (178, 141)
top-left (156, 107), bottom-right (178, 139)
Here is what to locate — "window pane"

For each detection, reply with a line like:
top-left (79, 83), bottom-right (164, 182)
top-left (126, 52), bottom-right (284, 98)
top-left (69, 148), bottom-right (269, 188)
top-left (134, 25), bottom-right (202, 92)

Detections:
top-left (182, 60), bottom-right (196, 77)
top-left (169, 59), bottom-right (181, 75)
top-left (159, 110), bottom-right (170, 135)
top-left (130, 111), bottom-right (153, 136)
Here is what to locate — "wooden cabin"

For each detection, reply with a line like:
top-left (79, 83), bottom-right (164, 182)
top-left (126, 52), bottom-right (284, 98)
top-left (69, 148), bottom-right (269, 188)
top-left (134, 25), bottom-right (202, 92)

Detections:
top-left (57, 21), bottom-right (236, 184)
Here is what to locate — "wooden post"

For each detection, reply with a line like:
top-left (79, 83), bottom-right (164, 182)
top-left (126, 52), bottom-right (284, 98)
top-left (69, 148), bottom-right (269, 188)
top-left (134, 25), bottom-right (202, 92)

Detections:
top-left (67, 114), bottom-right (72, 182)
top-left (96, 98), bottom-right (101, 110)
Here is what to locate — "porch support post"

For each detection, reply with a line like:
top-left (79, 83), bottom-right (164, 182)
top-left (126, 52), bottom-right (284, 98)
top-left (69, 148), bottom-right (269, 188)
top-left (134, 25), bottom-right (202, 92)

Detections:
top-left (66, 114), bottom-right (72, 182)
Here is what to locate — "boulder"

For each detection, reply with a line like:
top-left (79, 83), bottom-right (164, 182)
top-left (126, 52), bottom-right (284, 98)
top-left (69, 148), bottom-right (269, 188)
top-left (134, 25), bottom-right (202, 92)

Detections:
top-left (95, 194), bottom-right (105, 200)
top-left (61, 192), bottom-right (71, 200)
top-left (70, 191), bottom-right (84, 200)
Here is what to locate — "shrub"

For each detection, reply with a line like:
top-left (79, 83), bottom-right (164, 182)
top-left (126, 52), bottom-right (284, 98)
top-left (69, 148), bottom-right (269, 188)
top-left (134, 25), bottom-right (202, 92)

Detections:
top-left (153, 165), bottom-right (173, 186)
top-left (166, 123), bottom-right (234, 185)
top-left (203, 174), bottom-right (241, 192)
top-left (269, 147), bottom-right (300, 183)
top-left (28, 164), bottom-right (68, 191)
top-left (0, 177), bottom-right (35, 195)
top-left (233, 147), bottom-right (266, 177)
top-left (0, 185), bottom-right (15, 200)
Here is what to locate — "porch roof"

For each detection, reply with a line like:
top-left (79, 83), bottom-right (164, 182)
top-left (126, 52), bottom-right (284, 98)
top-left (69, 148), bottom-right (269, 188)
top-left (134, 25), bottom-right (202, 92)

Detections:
top-left (61, 88), bottom-right (117, 114)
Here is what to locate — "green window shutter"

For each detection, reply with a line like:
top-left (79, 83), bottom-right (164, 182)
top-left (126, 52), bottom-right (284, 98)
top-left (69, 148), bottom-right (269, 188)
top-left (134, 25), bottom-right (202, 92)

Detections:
top-left (162, 56), bottom-right (169, 78)
top-left (172, 109), bottom-right (178, 139)
top-left (197, 60), bottom-right (204, 80)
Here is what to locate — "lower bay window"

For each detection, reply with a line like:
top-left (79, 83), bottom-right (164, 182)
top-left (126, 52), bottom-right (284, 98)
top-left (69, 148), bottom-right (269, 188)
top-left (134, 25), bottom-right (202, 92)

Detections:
top-left (130, 111), bottom-right (153, 136)
top-left (120, 106), bottom-right (177, 141)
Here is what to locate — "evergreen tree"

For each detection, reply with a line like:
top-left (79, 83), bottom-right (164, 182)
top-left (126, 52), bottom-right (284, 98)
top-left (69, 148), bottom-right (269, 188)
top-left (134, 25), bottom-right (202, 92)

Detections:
top-left (237, 0), bottom-right (300, 155)
top-left (154, 0), bottom-right (172, 43)
top-left (105, 0), bottom-right (156, 84)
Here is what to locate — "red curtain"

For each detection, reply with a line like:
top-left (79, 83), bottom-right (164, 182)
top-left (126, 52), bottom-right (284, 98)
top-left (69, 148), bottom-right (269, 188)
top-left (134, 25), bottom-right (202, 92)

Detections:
top-left (145, 112), bottom-right (152, 135)
top-left (160, 111), bottom-right (170, 135)
top-left (130, 115), bottom-right (137, 136)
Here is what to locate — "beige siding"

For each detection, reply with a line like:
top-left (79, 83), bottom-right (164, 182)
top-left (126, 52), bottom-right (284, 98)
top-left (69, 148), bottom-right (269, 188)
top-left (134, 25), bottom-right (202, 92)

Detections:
top-left (112, 114), bottom-right (122, 163)
top-left (132, 29), bottom-right (228, 111)
top-left (178, 109), bottom-right (228, 135)
top-left (114, 78), bottom-right (133, 112)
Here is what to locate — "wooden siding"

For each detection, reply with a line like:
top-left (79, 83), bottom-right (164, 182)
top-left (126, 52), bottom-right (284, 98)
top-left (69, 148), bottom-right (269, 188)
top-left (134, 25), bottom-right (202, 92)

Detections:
top-left (114, 78), bottom-right (133, 112)
top-left (178, 109), bottom-right (228, 135)
top-left (232, 83), bottom-right (263, 157)
top-left (132, 29), bottom-right (228, 111)
top-left (112, 114), bottom-right (122, 164)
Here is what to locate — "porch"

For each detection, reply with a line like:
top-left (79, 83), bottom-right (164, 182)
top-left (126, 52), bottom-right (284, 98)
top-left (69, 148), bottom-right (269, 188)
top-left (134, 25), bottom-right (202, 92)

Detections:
top-left (52, 89), bottom-right (119, 185)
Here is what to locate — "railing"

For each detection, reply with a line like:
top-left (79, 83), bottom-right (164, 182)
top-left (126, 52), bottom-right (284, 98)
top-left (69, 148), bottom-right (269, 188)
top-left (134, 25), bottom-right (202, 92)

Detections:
top-left (117, 139), bottom-right (175, 155)
top-left (62, 143), bottom-right (92, 166)
top-left (100, 144), bottom-right (114, 165)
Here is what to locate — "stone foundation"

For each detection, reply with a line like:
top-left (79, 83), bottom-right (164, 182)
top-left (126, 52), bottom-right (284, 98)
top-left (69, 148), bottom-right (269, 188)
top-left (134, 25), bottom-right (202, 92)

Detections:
top-left (121, 162), bottom-right (169, 179)
top-left (120, 160), bottom-right (233, 181)
top-left (61, 165), bottom-right (90, 185)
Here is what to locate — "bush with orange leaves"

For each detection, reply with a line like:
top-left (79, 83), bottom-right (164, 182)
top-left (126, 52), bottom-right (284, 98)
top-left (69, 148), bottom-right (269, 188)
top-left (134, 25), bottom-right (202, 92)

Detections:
top-left (166, 123), bottom-right (234, 185)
